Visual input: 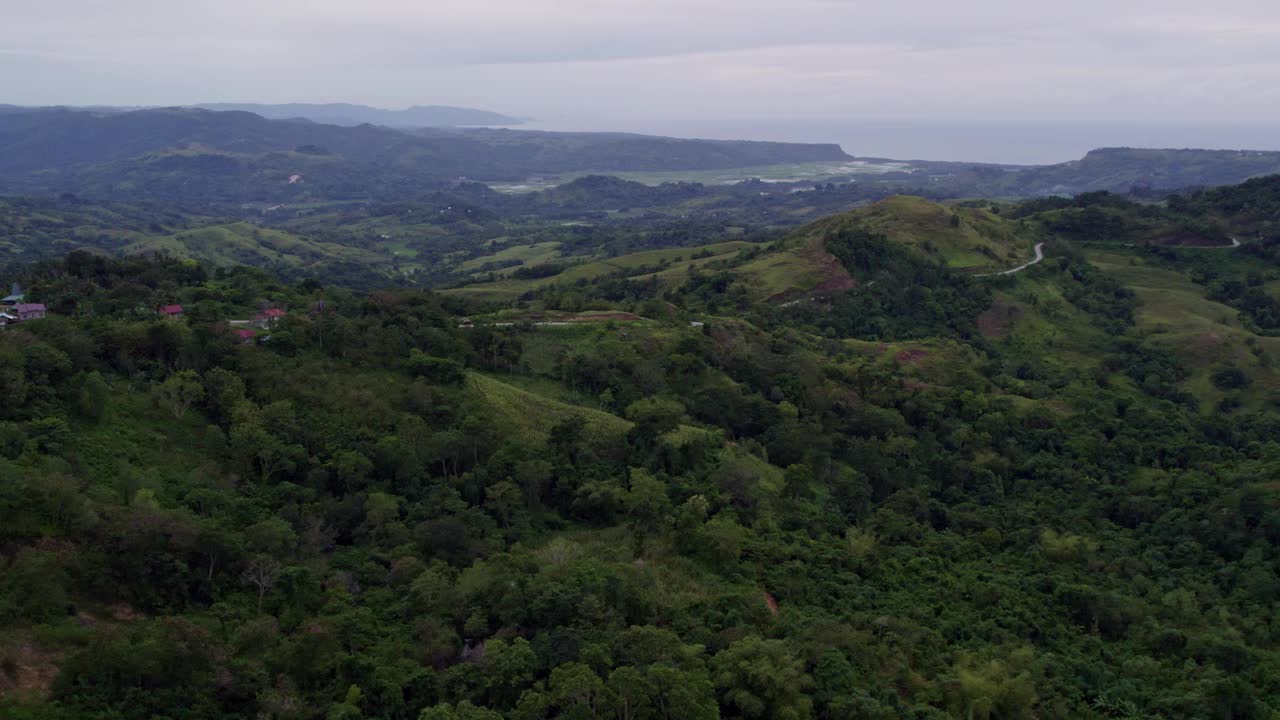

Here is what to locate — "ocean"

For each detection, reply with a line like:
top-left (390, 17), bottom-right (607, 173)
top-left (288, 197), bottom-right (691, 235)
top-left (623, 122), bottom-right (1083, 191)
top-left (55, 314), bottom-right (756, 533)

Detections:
top-left (502, 117), bottom-right (1280, 166)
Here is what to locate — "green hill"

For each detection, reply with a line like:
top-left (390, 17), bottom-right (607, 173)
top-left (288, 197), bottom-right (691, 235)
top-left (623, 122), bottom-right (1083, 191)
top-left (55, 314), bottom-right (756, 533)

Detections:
top-left (846, 196), bottom-right (1034, 269)
top-left (446, 241), bottom-right (757, 303)
top-left (730, 195), bottom-right (1039, 302)
top-left (123, 222), bottom-right (382, 270)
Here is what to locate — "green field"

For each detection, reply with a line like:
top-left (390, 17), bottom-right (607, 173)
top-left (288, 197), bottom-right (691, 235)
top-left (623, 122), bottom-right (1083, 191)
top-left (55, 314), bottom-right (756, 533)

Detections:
top-left (466, 372), bottom-right (632, 447)
top-left (459, 241), bottom-right (564, 274)
top-left (487, 159), bottom-right (913, 192)
top-left (446, 241), bottom-right (757, 303)
top-left (124, 222), bottom-right (383, 269)
top-left (1089, 249), bottom-right (1280, 410)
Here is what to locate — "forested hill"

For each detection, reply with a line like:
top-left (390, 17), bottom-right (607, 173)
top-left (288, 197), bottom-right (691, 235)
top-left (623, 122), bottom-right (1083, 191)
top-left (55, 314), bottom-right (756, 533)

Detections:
top-left (0, 107), bottom-right (850, 202)
top-left (1008, 147), bottom-right (1280, 195)
top-left (2, 167), bottom-right (1280, 718)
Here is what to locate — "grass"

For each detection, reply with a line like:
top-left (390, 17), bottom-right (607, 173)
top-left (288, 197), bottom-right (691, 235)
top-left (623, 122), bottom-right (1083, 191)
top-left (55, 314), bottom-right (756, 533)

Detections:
top-left (466, 373), bottom-right (631, 447)
top-left (383, 240), bottom-right (419, 258)
top-left (444, 241), bottom-right (756, 303)
top-left (68, 383), bottom-right (219, 500)
top-left (728, 196), bottom-right (1039, 303)
top-left (479, 372), bottom-right (611, 413)
top-left (459, 241), bottom-right (563, 274)
top-left (842, 337), bottom-right (991, 392)
top-left (124, 223), bottom-right (382, 269)
top-left (731, 241), bottom-right (831, 300)
top-left (849, 196), bottom-right (1035, 270)
top-left (1089, 250), bottom-right (1280, 411)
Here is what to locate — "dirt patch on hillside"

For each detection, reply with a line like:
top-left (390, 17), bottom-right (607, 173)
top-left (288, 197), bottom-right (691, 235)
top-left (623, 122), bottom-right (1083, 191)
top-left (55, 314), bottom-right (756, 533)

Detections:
top-left (1190, 332), bottom-right (1228, 362)
top-left (763, 590), bottom-right (780, 616)
top-left (895, 349), bottom-right (929, 364)
top-left (806, 246), bottom-right (857, 293)
top-left (0, 640), bottom-right (64, 701)
top-left (767, 245), bottom-right (856, 303)
top-left (977, 301), bottom-right (1023, 340)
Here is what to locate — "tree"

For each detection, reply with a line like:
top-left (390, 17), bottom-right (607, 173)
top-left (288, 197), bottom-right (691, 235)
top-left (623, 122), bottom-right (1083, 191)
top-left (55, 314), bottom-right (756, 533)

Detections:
top-left (76, 371), bottom-right (110, 422)
top-left (244, 517), bottom-right (297, 557)
top-left (201, 367), bottom-right (245, 428)
top-left (626, 397), bottom-right (685, 449)
top-left (548, 416), bottom-right (587, 466)
top-left (549, 663), bottom-right (607, 719)
top-left (156, 370), bottom-right (204, 420)
top-left (333, 450), bottom-right (375, 492)
top-left (363, 492), bottom-right (402, 538)
top-left (408, 350), bottom-right (466, 385)
top-left (230, 400), bottom-right (304, 484)
top-left (418, 702), bottom-right (503, 720)
top-left (646, 665), bottom-right (718, 720)
top-left (625, 468), bottom-right (671, 557)
top-left (712, 636), bottom-right (814, 720)
top-left (515, 459), bottom-right (553, 509)
top-left (242, 555), bottom-right (283, 611)
top-left (485, 480), bottom-right (523, 529)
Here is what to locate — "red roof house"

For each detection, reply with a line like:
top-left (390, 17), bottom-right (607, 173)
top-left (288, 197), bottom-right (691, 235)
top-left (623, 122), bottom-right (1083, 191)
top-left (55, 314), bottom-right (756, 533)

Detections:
top-left (253, 308), bottom-right (286, 328)
top-left (234, 329), bottom-right (257, 344)
top-left (159, 304), bottom-right (184, 317)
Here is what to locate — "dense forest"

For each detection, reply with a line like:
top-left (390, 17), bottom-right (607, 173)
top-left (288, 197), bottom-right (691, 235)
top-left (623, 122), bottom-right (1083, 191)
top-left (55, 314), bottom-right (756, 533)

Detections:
top-left (2, 171), bottom-right (1279, 719)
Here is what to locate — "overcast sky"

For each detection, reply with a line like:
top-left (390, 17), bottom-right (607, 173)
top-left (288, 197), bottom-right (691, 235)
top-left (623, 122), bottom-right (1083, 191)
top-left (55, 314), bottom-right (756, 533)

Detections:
top-left (3, 0), bottom-right (1278, 155)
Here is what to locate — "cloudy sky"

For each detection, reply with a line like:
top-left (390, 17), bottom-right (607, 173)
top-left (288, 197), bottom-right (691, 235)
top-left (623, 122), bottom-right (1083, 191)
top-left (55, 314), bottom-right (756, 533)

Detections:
top-left (3, 0), bottom-right (1278, 160)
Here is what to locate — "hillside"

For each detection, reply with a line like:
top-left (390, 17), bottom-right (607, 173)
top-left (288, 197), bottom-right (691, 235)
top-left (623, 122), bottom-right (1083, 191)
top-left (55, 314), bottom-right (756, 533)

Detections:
top-left (122, 223), bottom-right (388, 282)
top-left (998, 147), bottom-right (1280, 195)
top-left (727, 195), bottom-right (1038, 302)
top-left (824, 195), bottom-right (1034, 269)
top-left (3, 167), bottom-right (1280, 719)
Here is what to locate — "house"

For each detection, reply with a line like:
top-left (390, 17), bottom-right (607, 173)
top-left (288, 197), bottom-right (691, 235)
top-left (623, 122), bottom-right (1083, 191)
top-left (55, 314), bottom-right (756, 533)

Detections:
top-left (159, 304), bottom-right (184, 319)
top-left (234, 329), bottom-right (257, 344)
top-left (252, 308), bottom-right (286, 329)
top-left (0, 312), bottom-right (16, 328)
top-left (14, 303), bottom-right (46, 322)
top-left (0, 294), bottom-right (23, 306)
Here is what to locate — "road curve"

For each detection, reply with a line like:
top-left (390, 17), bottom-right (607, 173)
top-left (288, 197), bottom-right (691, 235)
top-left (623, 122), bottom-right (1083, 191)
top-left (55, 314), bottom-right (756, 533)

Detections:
top-left (976, 242), bottom-right (1045, 277)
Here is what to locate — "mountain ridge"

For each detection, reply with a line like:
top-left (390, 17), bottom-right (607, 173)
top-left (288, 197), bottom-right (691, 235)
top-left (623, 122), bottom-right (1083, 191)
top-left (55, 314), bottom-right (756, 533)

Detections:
top-left (191, 102), bottom-right (524, 127)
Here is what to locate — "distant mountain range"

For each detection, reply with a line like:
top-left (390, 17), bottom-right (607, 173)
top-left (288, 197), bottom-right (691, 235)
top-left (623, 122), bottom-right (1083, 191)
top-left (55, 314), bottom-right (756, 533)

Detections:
top-left (191, 103), bottom-right (524, 127)
top-left (0, 102), bottom-right (522, 127)
top-left (0, 106), bottom-right (850, 203)
top-left (3, 105), bottom-right (1280, 205)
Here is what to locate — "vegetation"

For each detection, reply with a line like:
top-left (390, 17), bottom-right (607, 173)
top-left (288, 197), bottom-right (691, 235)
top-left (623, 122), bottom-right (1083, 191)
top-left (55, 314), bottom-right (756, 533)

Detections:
top-left (3, 165), bottom-right (1280, 719)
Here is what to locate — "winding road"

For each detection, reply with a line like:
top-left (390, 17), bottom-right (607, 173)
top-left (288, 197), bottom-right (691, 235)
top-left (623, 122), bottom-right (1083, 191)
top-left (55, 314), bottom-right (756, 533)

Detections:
top-left (976, 242), bottom-right (1046, 277)
top-left (977, 235), bottom-right (1243, 279)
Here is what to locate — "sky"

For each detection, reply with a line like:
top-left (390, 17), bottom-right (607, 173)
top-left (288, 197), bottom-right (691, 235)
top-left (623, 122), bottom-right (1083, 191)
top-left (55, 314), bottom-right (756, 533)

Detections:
top-left (3, 0), bottom-right (1279, 162)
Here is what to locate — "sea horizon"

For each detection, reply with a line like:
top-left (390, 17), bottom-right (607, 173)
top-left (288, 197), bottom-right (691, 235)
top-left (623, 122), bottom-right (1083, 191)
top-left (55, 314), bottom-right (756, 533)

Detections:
top-left (501, 117), bottom-right (1280, 166)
